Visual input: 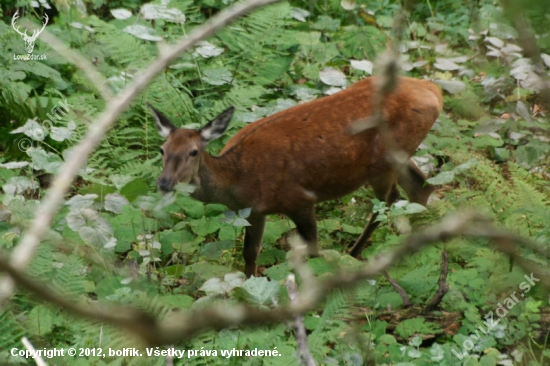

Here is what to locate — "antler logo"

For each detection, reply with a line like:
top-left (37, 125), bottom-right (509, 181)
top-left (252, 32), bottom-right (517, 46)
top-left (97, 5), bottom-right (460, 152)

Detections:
top-left (11, 10), bottom-right (48, 54)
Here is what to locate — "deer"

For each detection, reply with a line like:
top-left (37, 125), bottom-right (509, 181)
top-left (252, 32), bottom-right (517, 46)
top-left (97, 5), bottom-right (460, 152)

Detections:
top-left (149, 76), bottom-right (443, 279)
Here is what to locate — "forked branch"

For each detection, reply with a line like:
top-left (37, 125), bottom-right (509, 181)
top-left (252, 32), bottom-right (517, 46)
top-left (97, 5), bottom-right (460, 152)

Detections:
top-left (0, 211), bottom-right (548, 346)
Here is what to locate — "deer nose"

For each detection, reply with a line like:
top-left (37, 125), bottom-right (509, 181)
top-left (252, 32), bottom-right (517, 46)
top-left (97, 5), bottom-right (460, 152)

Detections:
top-left (157, 177), bottom-right (173, 193)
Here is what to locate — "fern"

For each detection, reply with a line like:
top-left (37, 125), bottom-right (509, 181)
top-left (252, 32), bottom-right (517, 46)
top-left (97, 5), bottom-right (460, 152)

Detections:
top-left (28, 242), bottom-right (57, 278)
top-left (308, 290), bottom-right (351, 357)
top-left (86, 17), bottom-right (154, 70)
top-left (51, 255), bottom-right (91, 297)
top-left (0, 310), bottom-right (25, 354)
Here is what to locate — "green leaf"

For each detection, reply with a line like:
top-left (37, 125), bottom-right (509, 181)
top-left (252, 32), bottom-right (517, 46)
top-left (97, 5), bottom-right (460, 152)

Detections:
top-left (308, 256), bottom-right (339, 275)
top-left (341, 223), bottom-right (363, 234)
top-left (95, 276), bottom-right (126, 297)
top-left (199, 272), bottom-right (245, 295)
top-left (65, 194), bottom-right (97, 210)
top-left (159, 295), bottom-right (194, 309)
top-left (336, 25), bottom-right (386, 59)
top-left (257, 248), bottom-right (286, 266)
top-left (218, 226), bottom-right (238, 241)
top-left (174, 183), bottom-right (196, 195)
top-left (407, 348), bottom-right (422, 358)
top-left (378, 334), bottom-right (397, 345)
top-left (263, 263), bottom-right (291, 281)
top-left (454, 158), bottom-right (479, 173)
top-left (395, 318), bottom-right (441, 338)
top-left (318, 219), bottom-right (341, 232)
top-left (312, 15), bottom-right (340, 31)
top-left (66, 208), bottom-right (113, 247)
top-left (10, 119), bottom-right (47, 141)
top-left (25, 305), bottom-right (56, 336)
top-left (263, 220), bottom-right (294, 244)
top-left (200, 240), bottom-right (234, 260)
top-left (3, 176), bottom-right (38, 195)
top-left (479, 355), bottom-right (498, 366)
top-left (164, 264), bottom-right (186, 278)
top-left (409, 336), bottom-right (422, 347)
top-left (159, 229), bottom-right (195, 255)
top-left (27, 147), bottom-right (63, 174)
top-left (205, 204), bottom-right (227, 217)
top-left (203, 68), bottom-right (233, 86)
top-left (176, 195), bottom-right (205, 219)
top-left (256, 57), bottom-right (293, 84)
top-left (427, 171), bottom-right (455, 185)
top-left (403, 203), bottom-right (427, 215)
top-left (120, 178), bottom-right (149, 202)
top-left (238, 207), bottom-right (251, 218)
top-left (232, 276), bottom-right (280, 307)
top-left (109, 205), bottom-right (152, 251)
top-left (430, 343), bottom-right (445, 362)
top-left (471, 135), bottom-right (503, 148)
top-left (232, 218), bottom-right (251, 227)
top-left (79, 183), bottom-right (116, 198)
top-left (221, 209), bottom-right (252, 226)
top-left (189, 216), bottom-right (222, 236)
top-left (187, 263), bottom-right (228, 280)
top-left (104, 193), bottom-right (130, 214)
top-left (378, 292), bottom-right (405, 309)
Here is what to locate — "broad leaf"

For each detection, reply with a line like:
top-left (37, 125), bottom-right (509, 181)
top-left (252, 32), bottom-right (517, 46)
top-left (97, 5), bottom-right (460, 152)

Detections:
top-left (319, 68), bottom-right (347, 87)
top-left (232, 276), bottom-right (280, 307)
top-left (104, 193), bottom-right (130, 214)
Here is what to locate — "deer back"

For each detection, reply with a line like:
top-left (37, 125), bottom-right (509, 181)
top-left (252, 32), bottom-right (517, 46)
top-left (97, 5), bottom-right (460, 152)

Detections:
top-left (206, 76), bottom-right (442, 214)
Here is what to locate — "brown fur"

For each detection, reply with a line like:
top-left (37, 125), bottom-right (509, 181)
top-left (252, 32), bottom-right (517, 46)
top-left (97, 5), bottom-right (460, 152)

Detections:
top-left (151, 76), bottom-right (443, 276)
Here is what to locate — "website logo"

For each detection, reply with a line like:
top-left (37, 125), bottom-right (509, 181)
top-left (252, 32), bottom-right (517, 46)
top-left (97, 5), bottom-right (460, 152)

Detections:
top-left (12, 10), bottom-right (48, 60)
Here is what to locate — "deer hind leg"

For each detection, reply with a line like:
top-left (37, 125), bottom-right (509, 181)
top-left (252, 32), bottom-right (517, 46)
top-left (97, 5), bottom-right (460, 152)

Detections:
top-left (243, 214), bottom-right (266, 277)
top-left (349, 172), bottom-right (413, 307)
top-left (398, 159), bottom-right (434, 206)
top-left (287, 206), bottom-right (319, 257)
top-left (348, 174), bottom-right (400, 258)
top-left (349, 159), bottom-right (433, 258)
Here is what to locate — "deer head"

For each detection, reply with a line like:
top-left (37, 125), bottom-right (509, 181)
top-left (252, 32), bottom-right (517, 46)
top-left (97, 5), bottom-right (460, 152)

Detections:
top-left (12, 10), bottom-right (49, 54)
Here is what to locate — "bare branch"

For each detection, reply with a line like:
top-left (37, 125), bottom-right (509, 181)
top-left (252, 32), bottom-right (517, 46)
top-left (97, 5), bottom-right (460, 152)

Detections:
top-left (0, 0), bottom-right (282, 304)
top-left (0, 255), bottom-right (160, 343)
top-left (1, 211), bottom-right (548, 346)
top-left (287, 236), bottom-right (316, 288)
top-left (382, 269), bottom-right (412, 307)
top-left (286, 274), bottom-right (316, 366)
top-left (424, 250), bottom-right (449, 312)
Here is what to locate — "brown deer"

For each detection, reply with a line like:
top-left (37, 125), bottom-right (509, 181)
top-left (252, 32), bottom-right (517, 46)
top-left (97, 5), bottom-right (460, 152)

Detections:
top-left (149, 76), bottom-right (443, 277)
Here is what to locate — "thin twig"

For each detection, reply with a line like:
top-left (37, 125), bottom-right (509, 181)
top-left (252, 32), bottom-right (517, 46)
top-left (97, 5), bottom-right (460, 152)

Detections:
top-left (0, 0), bottom-right (282, 304)
top-left (424, 250), bottom-right (449, 312)
top-left (287, 236), bottom-right (316, 289)
top-left (382, 269), bottom-right (412, 308)
top-left (21, 337), bottom-right (48, 366)
top-left (286, 274), bottom-right (316, 366)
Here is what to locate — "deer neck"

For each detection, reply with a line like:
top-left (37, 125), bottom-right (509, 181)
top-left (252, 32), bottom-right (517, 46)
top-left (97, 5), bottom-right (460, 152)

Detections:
top-left (191, 152), bottom-right (241, 209)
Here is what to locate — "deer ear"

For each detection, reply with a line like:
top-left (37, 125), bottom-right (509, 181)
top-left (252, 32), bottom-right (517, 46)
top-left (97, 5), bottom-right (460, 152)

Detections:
top-left (200, 107), bottom-right (234, 142)
top-left (147, 103), bottom-right (177, 138)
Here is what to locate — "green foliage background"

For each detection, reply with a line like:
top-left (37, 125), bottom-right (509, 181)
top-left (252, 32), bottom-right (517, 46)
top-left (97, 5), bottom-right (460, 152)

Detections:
top-left (0, 0), bottom-right (549, 365)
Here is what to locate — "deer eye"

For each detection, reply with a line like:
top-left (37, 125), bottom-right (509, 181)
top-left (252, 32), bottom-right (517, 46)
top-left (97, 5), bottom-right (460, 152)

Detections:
top-left (189, 149), bottom-right (198, 157)
top-left (159, 148), bottom-right (164, 156)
